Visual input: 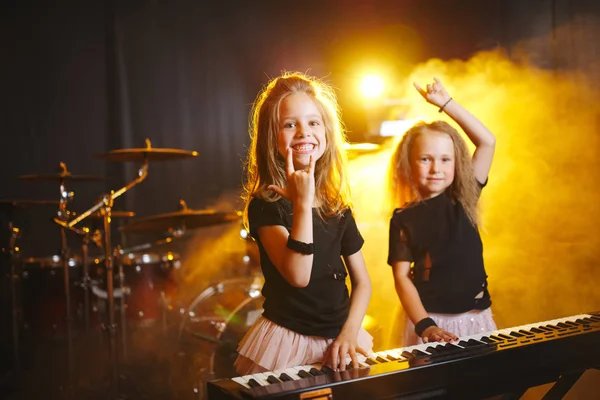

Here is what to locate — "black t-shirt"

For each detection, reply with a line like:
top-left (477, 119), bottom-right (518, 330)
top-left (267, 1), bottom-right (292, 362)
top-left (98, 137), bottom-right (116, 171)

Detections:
top-left (387, 188), bottom-right (491, 314)
top-left (248, 197), bottom-right (364, 338)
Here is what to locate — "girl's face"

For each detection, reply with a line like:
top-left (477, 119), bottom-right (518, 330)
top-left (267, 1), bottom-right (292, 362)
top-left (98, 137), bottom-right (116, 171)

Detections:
top-left (410, 129), bottom-right (455, 199)
top-left (277, 92), bottom-right (327, 170)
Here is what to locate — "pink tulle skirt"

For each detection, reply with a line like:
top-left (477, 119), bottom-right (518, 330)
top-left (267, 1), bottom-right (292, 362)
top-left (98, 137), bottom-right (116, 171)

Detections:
top-left (402, 308), bottom-right (497, 346)
top-left (234, 316), bottom-right (374, 375)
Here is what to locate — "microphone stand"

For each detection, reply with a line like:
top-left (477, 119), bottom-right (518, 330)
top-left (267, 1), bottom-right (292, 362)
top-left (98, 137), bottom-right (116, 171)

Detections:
top-left (54, 158), bottom-right (148, 399)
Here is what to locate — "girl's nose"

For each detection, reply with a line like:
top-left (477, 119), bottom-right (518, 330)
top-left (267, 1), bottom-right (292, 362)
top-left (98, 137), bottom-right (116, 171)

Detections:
top-left (296, 124), bottom-right (312, 137)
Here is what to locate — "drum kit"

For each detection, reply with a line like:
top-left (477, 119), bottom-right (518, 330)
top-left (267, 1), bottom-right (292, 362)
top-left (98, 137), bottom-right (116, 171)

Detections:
top-left (1, 139), bottom-right (264, 397)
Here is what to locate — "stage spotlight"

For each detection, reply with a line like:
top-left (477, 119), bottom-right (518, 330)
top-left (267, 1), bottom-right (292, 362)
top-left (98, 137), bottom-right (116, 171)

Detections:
top-left (360, 74), bottom-right (385, 99)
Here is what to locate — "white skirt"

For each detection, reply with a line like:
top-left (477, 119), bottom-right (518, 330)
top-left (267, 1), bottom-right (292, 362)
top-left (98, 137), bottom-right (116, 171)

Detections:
top-left (402, 308), bottom-right (497, 346)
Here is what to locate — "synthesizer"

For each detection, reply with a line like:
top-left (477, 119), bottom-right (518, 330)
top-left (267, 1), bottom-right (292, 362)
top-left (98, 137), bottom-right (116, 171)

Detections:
top-left (206, 312), bottom-right (600, 399)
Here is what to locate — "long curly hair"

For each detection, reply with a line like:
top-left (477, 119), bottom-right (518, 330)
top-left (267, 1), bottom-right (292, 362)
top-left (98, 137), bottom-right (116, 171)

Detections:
top-left (387, 120), bottom-right (481, 226)
top-left (242, 71), bottom-right (351, 229)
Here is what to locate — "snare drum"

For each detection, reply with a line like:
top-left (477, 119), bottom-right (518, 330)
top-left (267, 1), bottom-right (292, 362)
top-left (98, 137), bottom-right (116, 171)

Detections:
top-left (179, 274), bottom-right (264, 379)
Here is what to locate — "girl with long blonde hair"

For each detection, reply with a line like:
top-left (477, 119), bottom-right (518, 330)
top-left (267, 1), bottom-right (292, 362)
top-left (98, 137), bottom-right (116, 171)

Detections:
top-left (235, 72), bottom-right (373, 376)
top-left (387, 77), bottom-right (497, 346)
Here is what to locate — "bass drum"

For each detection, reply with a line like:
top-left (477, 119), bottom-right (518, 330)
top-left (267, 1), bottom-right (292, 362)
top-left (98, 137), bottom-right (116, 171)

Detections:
top-left (178, 274), bottom-right (264, 379)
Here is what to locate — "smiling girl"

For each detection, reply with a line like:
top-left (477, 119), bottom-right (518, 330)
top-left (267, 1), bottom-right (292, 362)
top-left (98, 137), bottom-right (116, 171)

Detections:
top-left (234, 72), bottom-right (373, 375)
top-left (387, 78), bottom-right (497, 346)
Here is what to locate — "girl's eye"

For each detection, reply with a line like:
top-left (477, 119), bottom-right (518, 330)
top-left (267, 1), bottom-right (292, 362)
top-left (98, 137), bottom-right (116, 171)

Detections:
top-left (284, 122), bottom-right (296, 128)
top-left (309, 120), bottom-right (321, 126)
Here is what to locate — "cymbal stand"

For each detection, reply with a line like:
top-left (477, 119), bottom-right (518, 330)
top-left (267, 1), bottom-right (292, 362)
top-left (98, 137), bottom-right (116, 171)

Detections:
top-left (55, 158), bottom-right (148, 398)
top-left (3, 222), bottom-right (21, 372)
top-left (113, 244), bottom-right (128, 360)
top-left (56, 168), bottom-right (76, 387)
top-left (76, 226), bottom-right (102, 332)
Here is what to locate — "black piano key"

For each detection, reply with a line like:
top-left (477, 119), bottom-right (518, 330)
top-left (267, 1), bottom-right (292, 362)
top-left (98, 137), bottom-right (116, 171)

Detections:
top-left (529, 327), bottom-right (544, 334)
top-left (556, 322), bottom-right (572, 329)
top-left (479, 336), bottom-right (496, 344)
top-left (509, 331), bottom-right (525, 338)
top-left (546, 324), bottom-right (561, 331)
top-left (297, 369), bottom-right (312, 379)
top-left (385, 353), bottom-right (400, 361)
top-left (375, 355), bottom-right (390, 363)
top-left (401, 351), bottom-right (416, 360)
top-left (411, 349), bottom-right (430, 358)
top-left (320, 365), bottom-right (335, 374)
top-left (489, 335), bottom-right (506, 342)
top-left (278, 373), bottom-right (294, 382)
top-left (563, 321), bottom-right (579, 328)
top-left (518, 329), bottom-right (536, 337)
top-left (497, 333), bottom-right (516, 341)
top-left (266, 375), bottom-right (281, 384)
top-left (442, 343), bottom-right (464, 354)
top-left (469, 339), bottom-right (491, 347)
top-left (309, 367), bottom-right (325, 376)
top-left (247, 379), bottom-right (261, 388)
top-left (588, 316), bottom-right (600, 322)
top-left (424, 345), bottom-right (443, 354)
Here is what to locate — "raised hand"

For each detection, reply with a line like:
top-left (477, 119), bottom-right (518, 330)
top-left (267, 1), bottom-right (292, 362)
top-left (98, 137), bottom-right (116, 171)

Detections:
top-left (268, 148), bottom-right (316, 208)
top-left (413, 77), bottom-right (451, 109)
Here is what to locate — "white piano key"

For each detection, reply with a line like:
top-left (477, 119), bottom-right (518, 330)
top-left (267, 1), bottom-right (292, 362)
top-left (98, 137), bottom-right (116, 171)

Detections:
top-left (231, 376), bottom-right (251, 389)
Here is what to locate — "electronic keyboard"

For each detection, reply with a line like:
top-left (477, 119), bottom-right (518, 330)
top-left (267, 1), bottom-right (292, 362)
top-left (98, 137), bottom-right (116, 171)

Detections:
top-left (207, 312), bottom-right (600, 399)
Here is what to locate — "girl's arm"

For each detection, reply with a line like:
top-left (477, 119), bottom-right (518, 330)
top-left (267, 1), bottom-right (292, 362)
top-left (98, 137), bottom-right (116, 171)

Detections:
top-left (323, 250), bottom-right (371, 371)
top-left (262, 150), bottom-right (316, 288)
top-left (392, 260), bottom-right (458, 343)
top-left (414, 78), bottom-right (496, 184)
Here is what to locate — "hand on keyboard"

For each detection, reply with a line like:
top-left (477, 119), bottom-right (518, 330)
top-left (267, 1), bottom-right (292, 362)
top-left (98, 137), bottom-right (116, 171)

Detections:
top-left (421, 326), bottom-right (459, 343)
top-left (322, 330), bottom-right (370, 371)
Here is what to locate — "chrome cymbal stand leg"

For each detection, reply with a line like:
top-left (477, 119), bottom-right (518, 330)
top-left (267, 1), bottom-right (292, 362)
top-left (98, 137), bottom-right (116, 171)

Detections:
top-left (114, 245), bottom-right (128, 361)
top-left (57, 173), bottom-right (76, 387)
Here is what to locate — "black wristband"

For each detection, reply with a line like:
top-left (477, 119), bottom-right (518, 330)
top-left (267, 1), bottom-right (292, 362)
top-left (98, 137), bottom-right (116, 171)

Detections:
top-left (414, 317), bottom-right (437, 337)
top-left (286, 237), bottom-right (315, 255)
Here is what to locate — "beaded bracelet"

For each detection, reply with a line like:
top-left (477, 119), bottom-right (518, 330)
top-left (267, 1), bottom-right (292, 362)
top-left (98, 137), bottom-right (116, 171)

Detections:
top-left (438, 97), bottom-right (453, 113)
top-left (287, 237), bottom-right (315, 255)
top-left (414, 317), bottom-right (438, 337)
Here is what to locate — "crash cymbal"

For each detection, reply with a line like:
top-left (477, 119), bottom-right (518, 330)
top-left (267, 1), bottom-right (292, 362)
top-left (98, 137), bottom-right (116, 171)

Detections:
top-left (19, 173), bottom-right (107, 182)
top-left (94, 138), bottom-right (198, 163)
top-left (0, 199), bottom-right (59, 208)
top-left (120, 209), bottom-right (240, 233)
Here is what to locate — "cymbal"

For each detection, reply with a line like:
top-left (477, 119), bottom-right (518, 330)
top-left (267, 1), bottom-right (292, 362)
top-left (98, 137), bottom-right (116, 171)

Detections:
top-left (94, 138), bottom-right (198, 163)
top-left (0, 199), bottom-right (60, 208)
top-left (120, 209), bottom-right (241, 233)
top-left (19, 173), bottom-right (107, 182)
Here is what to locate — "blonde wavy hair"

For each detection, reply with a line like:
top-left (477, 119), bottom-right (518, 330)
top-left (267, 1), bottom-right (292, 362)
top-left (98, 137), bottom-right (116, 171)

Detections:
top-left (387, 120), bottom-right (481, 226)
top-left (242, 71), bottom-right (351, 229)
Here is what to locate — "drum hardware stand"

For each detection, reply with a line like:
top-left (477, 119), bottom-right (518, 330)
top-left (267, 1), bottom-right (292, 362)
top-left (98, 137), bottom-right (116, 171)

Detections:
top-left (55, 158), bottom-right (148, 399)
top-left (2, 222), bottom-right (21, 373)
top-left (113, 244), bottom-right (128, 360)
top-left (55, 163), bottom-right (77, 387)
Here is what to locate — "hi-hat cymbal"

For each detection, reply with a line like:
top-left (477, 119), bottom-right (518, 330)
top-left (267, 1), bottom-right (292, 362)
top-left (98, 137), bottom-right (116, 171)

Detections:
top-left (94, 138), bottom-right (198, 163)
top-left (0, 199), bottom-right (60, 208)
top-left (19, 173), bottom-right (107, 182)
top-left (120, 209), bottom-right (240, 233)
